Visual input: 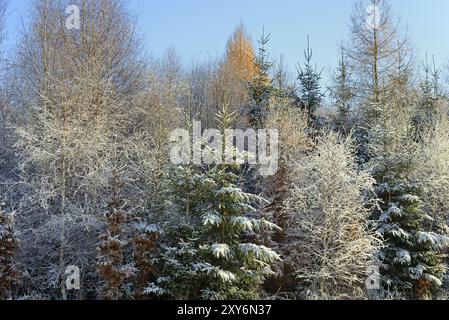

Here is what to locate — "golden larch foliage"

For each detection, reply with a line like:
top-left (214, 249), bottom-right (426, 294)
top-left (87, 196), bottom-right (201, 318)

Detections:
top-left (224, 24), bottom-right (257, 83)
top-left (213, 24), bottom-right (257, 125)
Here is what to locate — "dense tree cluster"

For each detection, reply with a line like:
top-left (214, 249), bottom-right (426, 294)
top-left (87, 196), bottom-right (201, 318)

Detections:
top-left (0, 0), bottom-right (449, 300)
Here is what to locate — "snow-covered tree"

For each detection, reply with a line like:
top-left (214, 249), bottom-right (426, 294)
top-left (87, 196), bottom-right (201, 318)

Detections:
top-left (146, 162), bottom-right (281, 300)
top-left (146, 108), bottom-right (281, 300)
top-left (0, 206), bottom-right (21, 300)
top-left (0, 0), bottom-right (12, 183)
top-left (283, 132), bottom-right (381, 299)
top-left (369, 101), bottom-right (449, 299)
top-left (264, 105), bottom-right (312, 238)
top-left (13, 0), bottom-right (145, 299)
top-left (262, 105), bottom-right (312, 294)
top-left (414, 111), bottom-right (449, 235)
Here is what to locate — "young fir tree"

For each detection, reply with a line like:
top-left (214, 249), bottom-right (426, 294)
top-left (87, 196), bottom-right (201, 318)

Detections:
top-left (297, 36), bottom-right (324, 122)
top-left (369, 101), bottom-right (449, 299)
top-left (146, 110), bottom-right (281, 300)
top-left (96, 172), bottom-right (136, 300)
top-left (0, 206), bottom-right (21, 300)
top-left (329, 49), bottom-right (356, 133)
top-left (248, 28), bottom-right (273, 127)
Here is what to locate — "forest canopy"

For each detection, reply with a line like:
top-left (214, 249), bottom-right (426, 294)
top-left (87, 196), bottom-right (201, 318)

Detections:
top-left (0, 0), bottom-right (449, 301)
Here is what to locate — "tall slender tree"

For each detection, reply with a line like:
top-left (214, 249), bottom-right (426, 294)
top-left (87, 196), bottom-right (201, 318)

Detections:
top-left (284, 132), bottom-right (381, 299)
top-left (415, 55), bottom-right (442, 129)
top-left (297, 36), bottom-right (324, 122)
top-left (248, 28), bottom-right (273, 127)
top-left (214, 24), bottom-right (257, 122)
top-left (329, 48), bottom-right (356, 132)
top-left (346, 0), bottom-right (411, 121)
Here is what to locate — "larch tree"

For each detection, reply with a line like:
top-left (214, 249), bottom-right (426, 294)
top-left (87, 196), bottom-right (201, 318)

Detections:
top-left (13, 0), bottom-right (144, 299)
top-left (213, 24), bottom-right (257, 126)
top-left (224, 24), bottom-right (257, 85)
top-left (346, 0), bottom-right (411, 122)
top-left (283, 132), bottom-right (381, 299)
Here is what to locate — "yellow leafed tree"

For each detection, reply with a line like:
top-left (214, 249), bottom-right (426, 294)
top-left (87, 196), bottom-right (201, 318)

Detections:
top-left (225, 24), bottom-right (257, 83)
top-left (214, 24), bottom-right (257, 124)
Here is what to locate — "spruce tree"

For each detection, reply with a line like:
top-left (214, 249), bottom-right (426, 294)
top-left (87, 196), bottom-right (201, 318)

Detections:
top-left (297, 36), bottom-right (324, 122)
top-left (369, 102), bottom-right (449, 299)
top-left (329, 49), bottom-right (355, 133)
top-left (146, 111), bottom-right (281, 300)
top-left (248, 28), bottom-right (273, 127)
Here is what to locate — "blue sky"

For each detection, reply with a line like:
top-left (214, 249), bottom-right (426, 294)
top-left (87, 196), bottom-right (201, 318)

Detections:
top-left (4, 0), bottom-right (449, 83)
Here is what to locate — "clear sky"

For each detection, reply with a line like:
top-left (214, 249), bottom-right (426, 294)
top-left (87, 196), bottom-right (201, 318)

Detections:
top-left (4, 0), bottom-right (449, 84)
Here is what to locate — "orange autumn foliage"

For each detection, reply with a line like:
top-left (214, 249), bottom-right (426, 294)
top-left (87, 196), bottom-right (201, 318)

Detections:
top-left (213, 24), bottom-right (257, 121)
top-left (224, 24), bottom-right (258, 83)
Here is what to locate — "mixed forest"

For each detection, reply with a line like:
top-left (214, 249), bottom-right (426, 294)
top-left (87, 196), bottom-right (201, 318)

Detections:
top-left (1, 0), bottom-right (449, 300)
